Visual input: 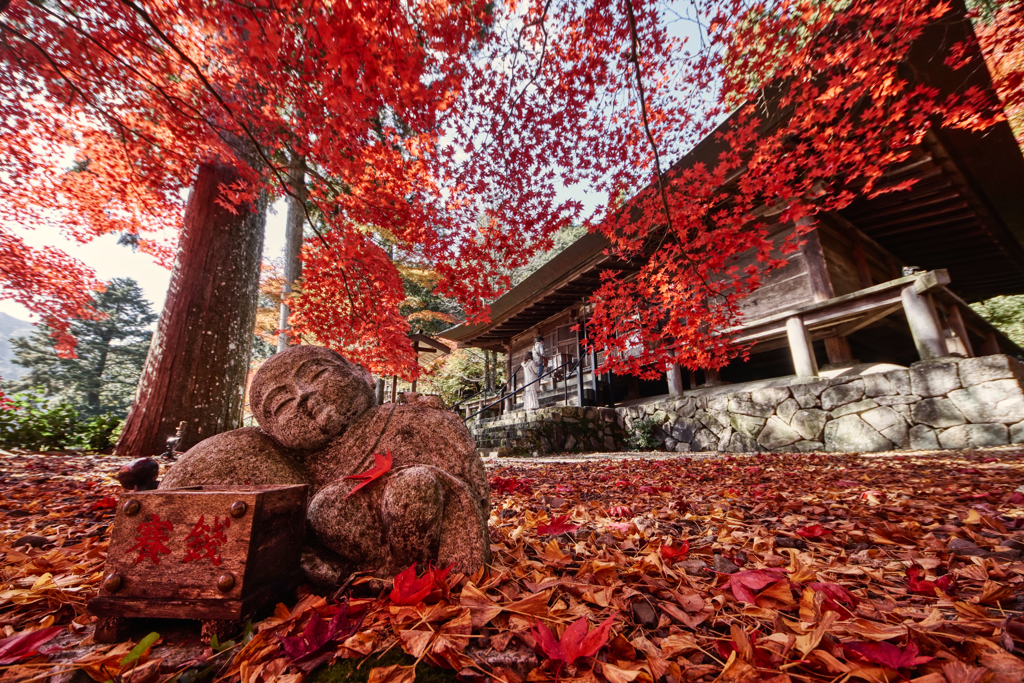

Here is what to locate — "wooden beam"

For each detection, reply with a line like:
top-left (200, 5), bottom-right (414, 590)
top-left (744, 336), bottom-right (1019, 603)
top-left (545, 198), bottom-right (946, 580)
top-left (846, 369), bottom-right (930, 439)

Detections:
top-left (833, 303), bottom-right (904, 337)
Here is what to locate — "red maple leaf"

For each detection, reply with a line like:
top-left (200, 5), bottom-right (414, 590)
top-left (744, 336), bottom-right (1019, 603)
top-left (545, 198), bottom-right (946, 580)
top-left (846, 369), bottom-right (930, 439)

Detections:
top-left (721, 570), bottom-right (787, 604)
top-left (796, 525), bottom-right (832, 538)
top-left (808, 582), bottom-right (859, 610)
top-left (660, 539), bottom-right (689, 561)
top-left (390, 564), bottom-right (452, 606)
top-left (844, 640), bottom-right (934, 672)
top-left (279, 603), bottom-right (362, 672)
top-left (0, 627), bottom-right (63, 665)
top-left (905, 567), bottom-right (954, 595)
top-left (537, 515), bottom-right (580, 536)
top-left (89, 497), bottom-right (117, 511)
top-left (531, 616), bottom-right (616, 667)
top-left (344, 450), bottom-right (393, 498)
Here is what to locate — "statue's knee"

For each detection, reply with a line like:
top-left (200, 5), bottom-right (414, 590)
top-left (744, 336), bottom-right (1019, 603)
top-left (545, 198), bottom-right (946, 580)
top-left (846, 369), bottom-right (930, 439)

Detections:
top-left (382, 467), bottom-right (446, 530)
top-left (308, 482), bottom-right (385, 563)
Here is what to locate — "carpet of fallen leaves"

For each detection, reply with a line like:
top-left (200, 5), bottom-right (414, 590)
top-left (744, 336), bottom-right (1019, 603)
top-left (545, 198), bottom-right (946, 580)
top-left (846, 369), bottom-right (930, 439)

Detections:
top-left (2, 448), bottom-right (1024, 683)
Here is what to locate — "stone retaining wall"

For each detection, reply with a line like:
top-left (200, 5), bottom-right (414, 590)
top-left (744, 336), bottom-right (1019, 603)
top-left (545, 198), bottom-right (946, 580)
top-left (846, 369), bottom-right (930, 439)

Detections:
top-left (469, 406), bottom-right (627, 456)
top-left (619, 354), bottom-right (1024, 453)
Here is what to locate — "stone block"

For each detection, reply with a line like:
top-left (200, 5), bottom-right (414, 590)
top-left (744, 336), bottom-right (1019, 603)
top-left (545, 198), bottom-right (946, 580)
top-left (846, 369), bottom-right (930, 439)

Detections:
top-left (651, 410), bottom-right (669, 424)
top-left (861, 406), bottom-right (904, 433)
top-left (909, 425), bottom-right (940, 450)
top-left (777, 398), bottom-right (800, 424)
top-left (727, 432), bottom-right (759, 453)
top-left (674, 442), bottom-right (691, 453)
top-left (731, 413), bottom-right (767, 439)
top-left (728, 398), bottom-right (775, 418)
top-left (1011, 421), bottom-right (1024, 444)
top-left (791, 409), bottom-right (827, 441)
top-left (671, 418), bottom-right (698, 444)
top-left (707, 396), bottom-right (730, 412)
top-left (938, 424), bottom-right (1009, 449)
top-left (881, 423), bottom-right (910, 449)
top-left (832, 398), bottom-right (880, 418)
top-left (792, 440), bottom-right (825, 453)
top-left (947, 379), bottom-right (1024, 424)
top-left (910, 359), bottom-right (961, 397)
top-left (758, 416), bottom-right (803, 450)
top-left (863, 373), bottom-right (895, 398)
top-left (875, 395), bottom-right (921, 406)
top-left (697, 409), bottom-right (729, 436)
top-left (717, 427), bottom-right (734, 451)
top-left (678, 400), bottom-right (696, 418)
top-left (824, 414), bottom-right (893, 452)
top-left (751, 387), bottom-right (791, 408)
top-left (912, 398), bottom-right (967, 428)
top-left (882, 369), bottom-right (912, 395)
top-left (958, 355), bottom-right (1024, 387)
top-left (692, 429), bottom-right (719, 451)
top-left (664, 437), bottom-right (678, 451)
top-left (791, 379), bottom-right (829, 408)
top-left (821, 380), bottom-right (865, 411)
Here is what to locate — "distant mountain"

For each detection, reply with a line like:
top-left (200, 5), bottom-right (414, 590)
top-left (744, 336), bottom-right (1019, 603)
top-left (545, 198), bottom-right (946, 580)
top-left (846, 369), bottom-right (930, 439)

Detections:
top-left (0, 312), bottom-right (36, 381)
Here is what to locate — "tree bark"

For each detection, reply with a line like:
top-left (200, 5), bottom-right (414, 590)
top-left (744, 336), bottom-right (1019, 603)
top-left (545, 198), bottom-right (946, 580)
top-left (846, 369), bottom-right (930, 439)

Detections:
top-left (277, 157), bottom-right (306, 352)
top-left (117, 161), bottom-right (266, 455)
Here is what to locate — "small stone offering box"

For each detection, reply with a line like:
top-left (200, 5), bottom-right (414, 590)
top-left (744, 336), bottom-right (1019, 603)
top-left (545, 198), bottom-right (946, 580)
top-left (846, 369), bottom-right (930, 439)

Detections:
top-left (88, 484), bottom-right (308, 642)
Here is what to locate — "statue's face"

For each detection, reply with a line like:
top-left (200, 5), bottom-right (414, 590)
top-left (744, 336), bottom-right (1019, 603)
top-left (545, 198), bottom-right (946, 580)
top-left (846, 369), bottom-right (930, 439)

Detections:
top-left (251, 346), bottom-right (375, 450)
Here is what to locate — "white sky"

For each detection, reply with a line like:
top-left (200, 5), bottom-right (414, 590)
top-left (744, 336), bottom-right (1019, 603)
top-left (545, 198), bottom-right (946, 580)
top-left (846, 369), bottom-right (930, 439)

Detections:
top-left (0, 199), bottom-right (290, 323)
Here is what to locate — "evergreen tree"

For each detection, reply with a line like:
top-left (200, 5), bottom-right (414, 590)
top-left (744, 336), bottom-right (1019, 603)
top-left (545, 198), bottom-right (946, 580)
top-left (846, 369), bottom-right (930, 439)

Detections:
top-left (8, 278), bottom-right (156, 417)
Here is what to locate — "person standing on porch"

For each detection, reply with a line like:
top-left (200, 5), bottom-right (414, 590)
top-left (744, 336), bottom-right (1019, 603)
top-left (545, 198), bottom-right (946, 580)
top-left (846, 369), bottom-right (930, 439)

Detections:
top-left (533, 335), bottom-right (547, 385)
top-left (522, 351), bottom-right (540, 411)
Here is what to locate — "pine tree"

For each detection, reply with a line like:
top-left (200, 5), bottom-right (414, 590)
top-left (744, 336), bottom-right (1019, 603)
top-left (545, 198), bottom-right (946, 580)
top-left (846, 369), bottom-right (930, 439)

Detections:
top-left (8, 278), bottom-right (155, 417)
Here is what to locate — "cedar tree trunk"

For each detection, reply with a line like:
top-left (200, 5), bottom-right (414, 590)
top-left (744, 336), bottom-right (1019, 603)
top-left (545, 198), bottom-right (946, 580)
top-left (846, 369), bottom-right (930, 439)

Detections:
top-left (117, 161), bottom-right (267, 455)
top-left (277, 157), bottom-right (306, 352)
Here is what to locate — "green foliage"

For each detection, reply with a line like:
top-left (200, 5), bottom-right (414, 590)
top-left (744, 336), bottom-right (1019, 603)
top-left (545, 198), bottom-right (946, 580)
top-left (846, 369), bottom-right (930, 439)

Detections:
top-left (625, 417), bottom-right (661, 451)
top-left (307, 649), bottom-right (456, 683)
top-left (6, 278), bottom-right (155, 418)
top-left (970, 295), bottom-right (1024, 349)
top-left (418, 348), bottom-right (506, 407)
top-left (0, 388), bottom-right (122, 451)
top-left (510, 223), bottom-right (589, 287)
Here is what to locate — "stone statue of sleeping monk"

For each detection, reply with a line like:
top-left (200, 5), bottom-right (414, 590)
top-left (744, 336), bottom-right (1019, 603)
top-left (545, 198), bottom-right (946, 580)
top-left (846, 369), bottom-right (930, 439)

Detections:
top-left (160, 345), bottom-right (491, 584)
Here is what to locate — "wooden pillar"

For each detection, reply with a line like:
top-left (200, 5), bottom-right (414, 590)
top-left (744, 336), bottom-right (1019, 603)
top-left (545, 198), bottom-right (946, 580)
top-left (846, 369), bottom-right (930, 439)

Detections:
top-left (688, 370), bottom-right (698, 390)
top-left (375, 377), bottom-right (385, 404)
top-left (704, 368), bottom-right (721, 384)
top-left (411, 379), bottom-right (417, 393)
top-left (824, 337), bottom-right (855, 365)
top-left (390, 376), bottom-right (397, 403)
top-left (980, 329), bottom-right (1001, 356)
top-left (575, 354), bottom-right (584, 406)
top-left (901, 285), bottom-right (946, 360)
top-left (589, 347), bottom-right (599, 405)
top-left (505, 343), bottom-right (514, 412)
top-left (666, 362), bottom-right (683, 396)
top-left (944, 304), bottom-right (974, 358)
top-left (786, 316), bottom-right (819, 377)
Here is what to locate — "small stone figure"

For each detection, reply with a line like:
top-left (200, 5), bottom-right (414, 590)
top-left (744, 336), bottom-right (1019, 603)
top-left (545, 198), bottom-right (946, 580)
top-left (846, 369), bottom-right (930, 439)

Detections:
top-left (160, 345), bottom-right (491, 584)
top-left (116, 457), bottom-right (160, 491)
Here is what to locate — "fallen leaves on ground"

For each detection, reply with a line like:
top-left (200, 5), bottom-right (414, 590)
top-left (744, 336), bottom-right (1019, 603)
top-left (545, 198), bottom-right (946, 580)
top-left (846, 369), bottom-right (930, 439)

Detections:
top-left (2, 448), bottom-right (1024, 683)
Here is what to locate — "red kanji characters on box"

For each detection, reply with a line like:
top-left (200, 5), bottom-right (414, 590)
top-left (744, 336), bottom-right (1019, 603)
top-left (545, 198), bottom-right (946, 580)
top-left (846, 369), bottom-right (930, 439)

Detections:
top-left (182, 515), bottom-right (230, 566)
top-left (128, 513), bottom-right (173, 565)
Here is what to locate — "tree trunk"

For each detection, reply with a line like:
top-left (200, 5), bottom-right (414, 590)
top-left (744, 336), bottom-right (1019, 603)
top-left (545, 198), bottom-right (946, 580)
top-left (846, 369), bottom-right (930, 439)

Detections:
top-left (117, 161), bottom-right (267, 455)
top-left (277, 157), bottom-right (306, 352)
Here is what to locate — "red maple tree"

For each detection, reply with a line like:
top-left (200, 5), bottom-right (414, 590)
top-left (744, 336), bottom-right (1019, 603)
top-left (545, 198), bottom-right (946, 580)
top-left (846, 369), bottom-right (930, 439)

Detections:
top-left (1, 0), bottom-right (1020, 383)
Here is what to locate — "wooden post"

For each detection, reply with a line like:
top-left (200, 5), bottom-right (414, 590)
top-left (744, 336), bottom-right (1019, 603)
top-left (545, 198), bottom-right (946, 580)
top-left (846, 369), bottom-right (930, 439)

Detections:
top-left (590, 347), bottom-right (599, 405)
top-left (575, 354), bottom-right (584, 406)
top-left (980, 329), bottom-right (1001, 356)
top-left (901, 285), bottom-right (946, 360)
top-left (375, 378), bottom-right (385, 404)
top-left (666, 362), bottom-right (683, 396)
top-left (411, 379), bottom-right (417, 393)
top-left (391, 376), bottom-right (397, 403)
top-left (705, 368), bottom-right (721, 384)
top-left (786, 316), bottom-right (819, 377)
top-left (688, 370), bottom-right (698, 390)
top-left (944, 304), bottom-right (974, 358)
top-left (824, 337), bottom-right (855, 365)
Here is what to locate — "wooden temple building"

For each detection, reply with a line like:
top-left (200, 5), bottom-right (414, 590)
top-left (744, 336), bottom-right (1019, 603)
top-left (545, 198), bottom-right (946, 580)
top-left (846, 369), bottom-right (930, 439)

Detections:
top-left (442, 10), bottom-right (1024, 416)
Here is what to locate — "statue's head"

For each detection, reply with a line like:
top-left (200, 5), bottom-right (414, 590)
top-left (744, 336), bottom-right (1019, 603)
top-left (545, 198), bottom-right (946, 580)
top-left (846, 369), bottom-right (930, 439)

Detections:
top-left (250, 346), bottom-right (375, 450)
